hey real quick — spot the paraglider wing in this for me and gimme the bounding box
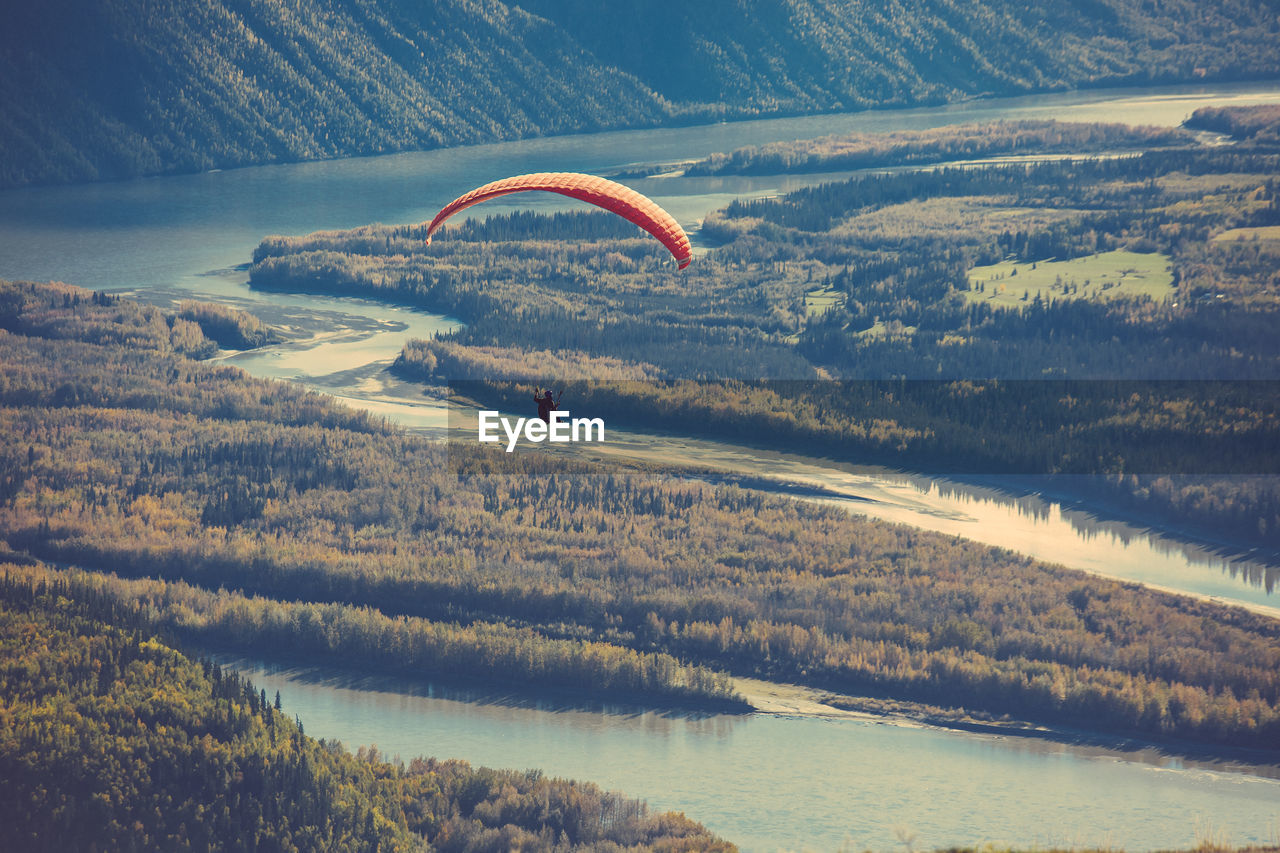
[424,173,693,269]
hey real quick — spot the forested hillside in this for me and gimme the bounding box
[0,0,666,188]
[0,572,733,852]
[4,0,1280,188]
[519,0,1280,110]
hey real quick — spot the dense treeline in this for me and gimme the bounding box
[402,338,662,383]
[717,148,1280,234]
[0,282,214,359]
[0,573,734,851]
[6,0,1280,187]
[716,148,1280,384]
[683,120,1190,177]
[406,367,1280,478]
[179,300,284,350]
[7,562,745,709]
[1039,473,1280,552]
[4,281,1280,750]
[0,281,738,708]
[520,0,1280,111]
[1187,105,1280,142]
[0,0,667,188]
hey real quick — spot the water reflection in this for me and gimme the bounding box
[214,653,742,728]
[575,426,1280,614]
[915,476,1280,595]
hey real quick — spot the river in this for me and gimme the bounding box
[3,81,1280,850]
[219,655,1280,853]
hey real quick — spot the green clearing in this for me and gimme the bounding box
[857,319,918,339]
[1213,225,1280,243]
[965,249,1174,309]
[804,284,845,317]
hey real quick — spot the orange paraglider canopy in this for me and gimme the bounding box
[424,173,693,269]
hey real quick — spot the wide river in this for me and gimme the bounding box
[4,82,1280,850]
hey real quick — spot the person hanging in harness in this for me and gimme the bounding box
[534,387,562,423]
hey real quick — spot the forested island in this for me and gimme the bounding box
[2,280,1279,760]
[5,0,1280,187]
[249,116,1280,549]
[666,120,1192,177]
[1186,104,1280,142]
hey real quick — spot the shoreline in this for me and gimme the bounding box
[193,643,753,718]
[12,79,1280,193]
[410,380,1280,582]
[732,676,1280,777]
[371,392,1280,622]
[534,417,1280,621]
[30,548,1278,772]
[211,646,1280,777]
[695,463,1280,621]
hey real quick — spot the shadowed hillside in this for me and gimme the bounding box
[4,0,1280,188]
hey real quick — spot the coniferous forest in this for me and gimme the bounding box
[0,571,732,852]
[5,0,1280,187]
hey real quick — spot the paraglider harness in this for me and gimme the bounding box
[534,388,563,423]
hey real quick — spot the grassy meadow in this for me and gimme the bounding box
[965,249,1175,308]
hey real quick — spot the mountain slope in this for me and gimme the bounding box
[0,0,668,187]
[3,0,1279,188]
[518,0,1280,110]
